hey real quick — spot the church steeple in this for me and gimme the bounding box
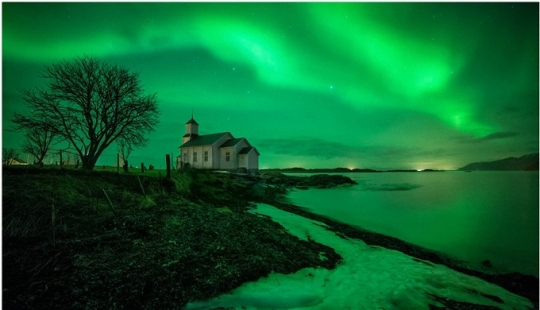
[182,111,199,144]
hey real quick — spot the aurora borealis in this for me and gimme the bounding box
[2,2,538,170]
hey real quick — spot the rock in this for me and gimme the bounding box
[257,172,357,190]
[481,260,493,268]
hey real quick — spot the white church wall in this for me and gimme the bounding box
[247,149,259,171]
[238,154,247,168]
[200,146,213,169]
[219,146,237,170]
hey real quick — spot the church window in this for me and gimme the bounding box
[184,153,188,163]
[204,151,208,161]
[226,152,230,162]
[193,152,198,162]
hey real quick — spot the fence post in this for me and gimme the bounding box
[59,150,63,169]
[166,154,171,179]
[141,163,145,173]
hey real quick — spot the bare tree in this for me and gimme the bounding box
[21,127,56,165]
[3,148,20,165]
[117,135,146,172]
[12,56,159,170]
[118,135,147,161]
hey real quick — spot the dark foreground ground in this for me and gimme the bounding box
[2,167,538,309]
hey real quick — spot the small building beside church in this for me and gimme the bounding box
[178,115,260,173]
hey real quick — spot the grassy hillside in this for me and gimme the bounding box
[2,167,340,309]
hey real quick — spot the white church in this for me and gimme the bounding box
[178,115,260,173]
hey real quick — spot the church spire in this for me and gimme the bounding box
[183,110,199,143]
[186,110,198,125]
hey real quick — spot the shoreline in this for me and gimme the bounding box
[3,167,538,309]
[253,171,538,308]
[188,202,535,310]
[256,190,539,308]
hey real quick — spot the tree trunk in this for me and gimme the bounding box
[36,155,45,165]
[81,155,98,170]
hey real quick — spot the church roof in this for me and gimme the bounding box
[180,132,230,148]
[219,138,244,148]
[186,117,199,125]
[238,146,260,155]
[182,133,199,138]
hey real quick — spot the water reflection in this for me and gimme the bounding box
[287,171,539,276]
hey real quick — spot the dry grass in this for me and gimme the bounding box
[2,167,341,309]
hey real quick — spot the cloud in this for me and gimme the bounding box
[257,138,360,159]
[482,132,518,140]
[256,138,454,160]
[459,131,518,144]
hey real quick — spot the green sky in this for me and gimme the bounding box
[2,2,538,169]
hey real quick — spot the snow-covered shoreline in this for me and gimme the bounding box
[186,203,533,310]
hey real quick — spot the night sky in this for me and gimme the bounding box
[2,2,538,170]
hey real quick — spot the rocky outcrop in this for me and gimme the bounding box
[259,172,358,189]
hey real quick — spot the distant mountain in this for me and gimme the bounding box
[458,153,539,171]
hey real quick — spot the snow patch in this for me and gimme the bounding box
[185,203,532,310]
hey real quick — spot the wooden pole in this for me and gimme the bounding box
[59,150,63,169]
[138,176,146,196]
[166,154,171,179]
[141,162,144,173]
[102,188,117,216]
[159,172,164,195]
[117,153,120,174]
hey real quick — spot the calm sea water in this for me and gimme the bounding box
[286,171,539,276]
